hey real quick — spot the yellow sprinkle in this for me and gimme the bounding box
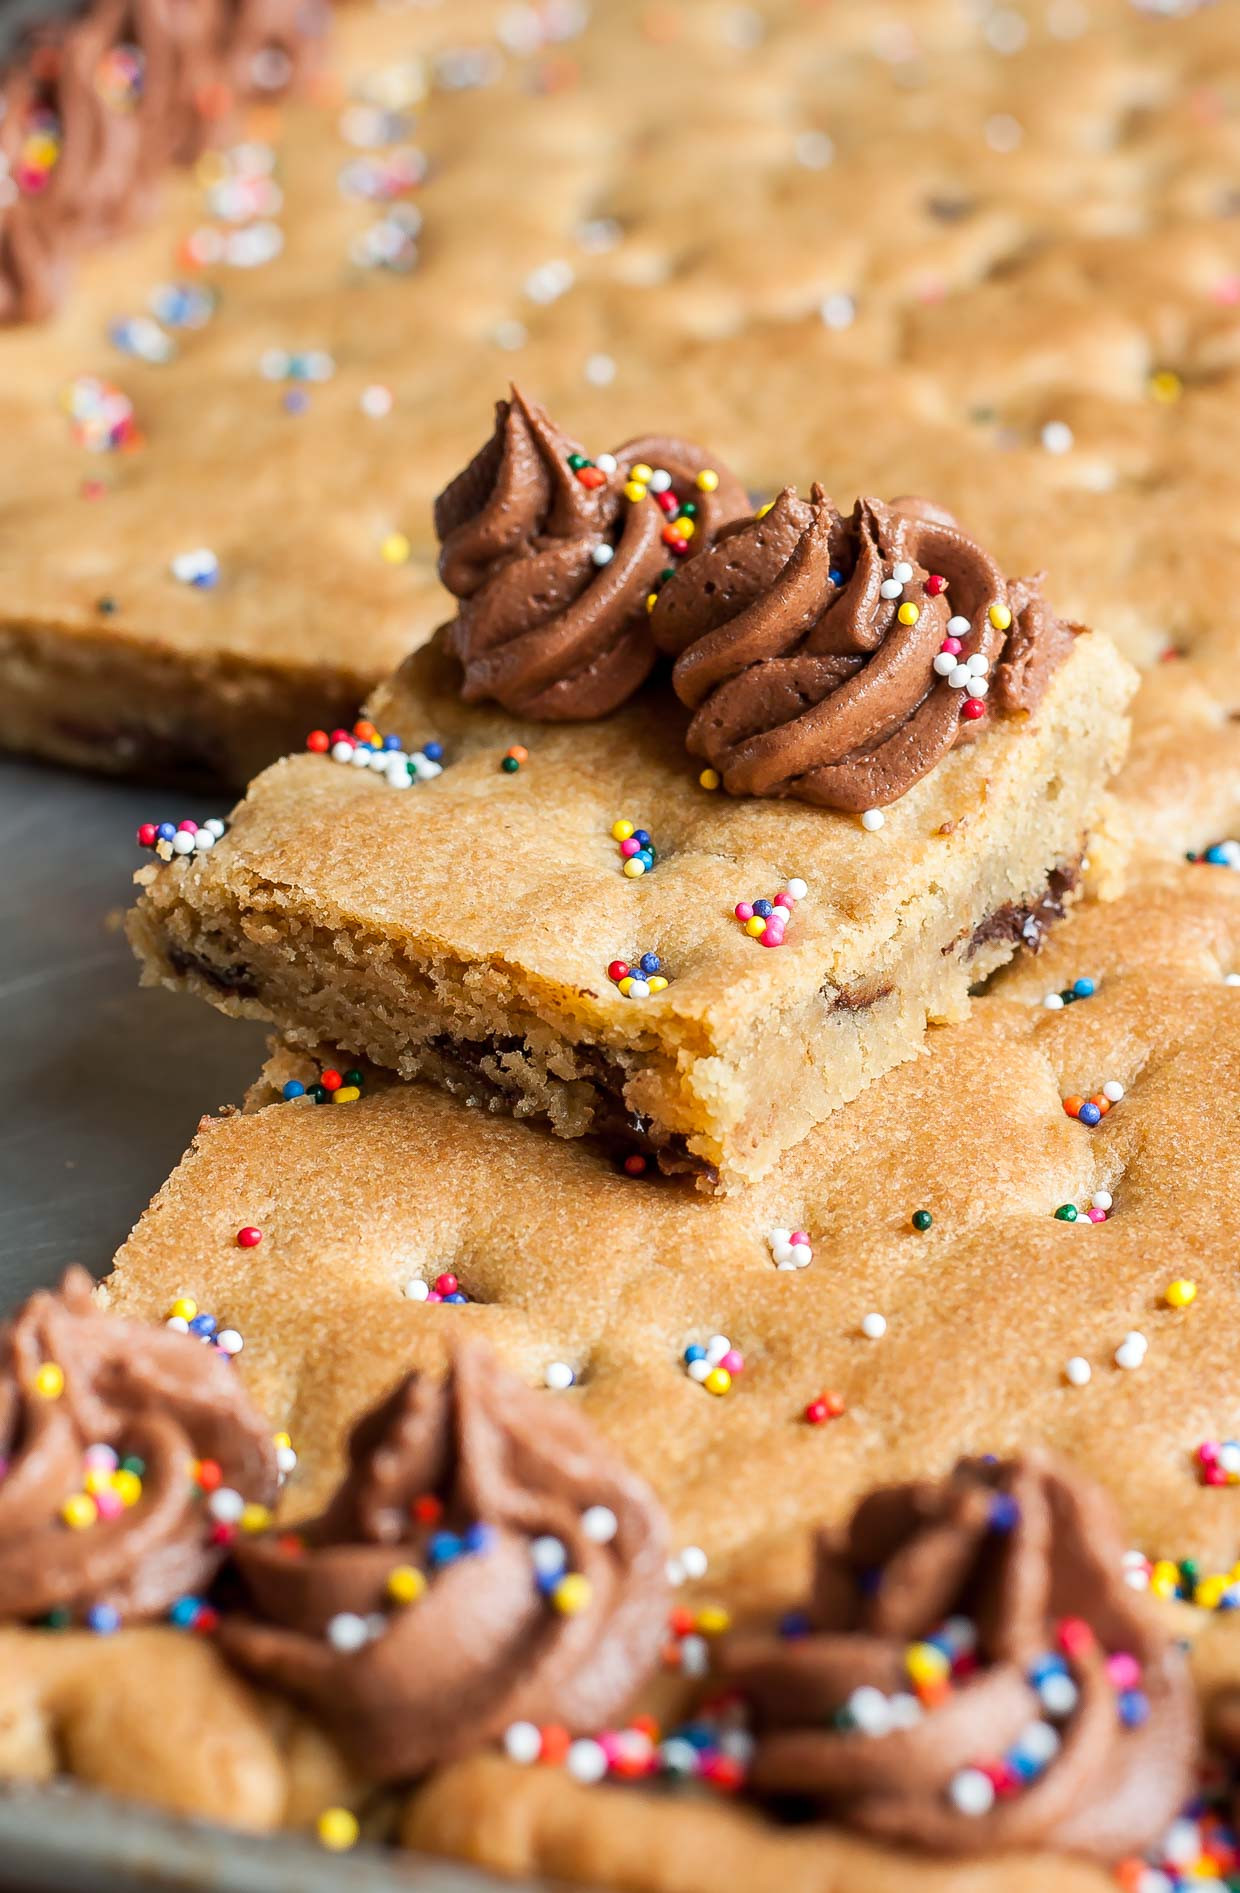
[673,516,696,540]
[553,1572,594,1616]
[630,462,653,484]
[194,151,226,188]
[1196,1574,1227,1610]
[387,1564,427,1605]
[61,1493,98,1531]
[169,1297,198,1321]
[744,916,766,938]
[698,767,720,791]
[34,1363,64,1400]
[617,976,635,995]
[273,1432,292,1452]
[988,602,1012,632]
[332,1085,361,1103]
[622,858,646,878]
[695,1605,730,1635]
[84,1468,113,1496]
[645,592,658,613]
[696,468,719,492]
[906,1641,950,1684]
[624,480,648,504]
[1164,1278,1197,1308]
[897,601,920,625]
[380,532,410,565]
[317,1808,360,1853]
[704,1367,731,1396]
[1149,369,1182,404]
[647,975,668,992]
[612,820,634,841]
[756,500,773,518]
[112,1469,142,1507]
[240,1503,273,1534]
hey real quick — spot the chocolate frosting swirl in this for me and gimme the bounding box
[651,488,1076,810]
[435,387,750,719]
[0,0,325,324]
[220,1339,670,1781]
[723,1452,1196,1861]
[0,1267,278,1622]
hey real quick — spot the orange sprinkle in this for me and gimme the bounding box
[1062,1096,1083,1118]
[539,1725,570,1765]
[506,745,529,764]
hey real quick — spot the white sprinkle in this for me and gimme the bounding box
[591,543,615,566]
[326,1611,370,1652]
[985,113,1023,153]
[986,9,1029,54]
[171,831,196,855]
[625,978,650,999]
[259,348,289,380]
[847,1685,893,1737]
[594,451,618,476]
[1016,1720,1060,1766]
[1115,1332,1147,1370]
[215,1328,244,1355]
[1065,1356,1092,1387]
[705,1335,731,1365]
[564,1733,609,1779]
[360,383,393,417]
[966,677,989,699]
[946,614,970,636]
[648,468,672,493]
[933,651,957,677]
[504,1721,542,1765]
[1043,992,1065,1009]
[861,1312,887,1340]
[531,1536,567,1578]
[524,258,574,304]
[171,547,219,586]
[403,1279,430,1302]
[1039,1672,1079,1718]
[949,1767,996,1816]
[276,1444,297,1475]
[861,809,885,831]
[820,291,856,331]
[879,577,903,599]
[1102,1080,1125,1102]
[786,878,808,900]
[575,216,621,253]
[794,129,834,169]
[966,653,990,675]
[1226,972,1240,986]
[1041,420,1074,454]
[582,1505,618,1544]
[165,1315,189,1334]
[544,1361,575,1391]
[193,829,216,853]
[679,1545,708,1582]
[584,352,616,387]
[892,561,914,585]
[207,1487,245,1523]
[204,818,226,838]
[1091,1190,1113,1211]
[947,664,971,689]
[686,1358,711,1383]
[492,319,528,351]
[678,1634,710,1677]
[789,1242,812,1268]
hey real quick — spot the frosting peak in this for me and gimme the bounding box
[0,1267,278,1624]
[651,489,1077,810]
[723,1452,1196,1861]
[436,387,750,720]
[221,1339,670,1781]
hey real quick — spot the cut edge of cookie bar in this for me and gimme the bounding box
[127,628,1135,1192]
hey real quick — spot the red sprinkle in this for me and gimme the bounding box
[236,1226,263,1248]
[411,1494,443,1525]
[576,467,606,489]
[320,1069,343,1092]
[1058,1616,1096,1658]
[926,573,948,595]
[434,1273,458,1297]
[961,698,986,721]
[608,960,629,982]
[623,1154,648,1176]
[136,823,157,847]
[305,729,330,753]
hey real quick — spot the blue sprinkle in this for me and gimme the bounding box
[1027,1652,1068,1685]
[779,1610,812,1639]
[1077,1101,1102,1126]
[684,1344,706,1364]
[639,952,661,975]
[156,822,177,842]
[424,741,444,762]
[828,568,843,585]
[428,1531,462,1566]
[463,1522,494,1555]
[444,1291,467,1304]
[753,899,773,918]
[1118,1689,1149,1728]
[168,1596,201,1629]
[188,1313,217,1337]
[679,1724,716,1751]
[636,851,654,869]
[1072,978,1096,997]
[1205,845,1229,865]
[87,1604,121,1635]
[858,1566,882,1597]
[283,388,310,414]
[282,1080,305,1100]
[988,1493,1021,1533]
[1007,1749,1042,1781]
[633,829,651,847]
[382,733,403,750]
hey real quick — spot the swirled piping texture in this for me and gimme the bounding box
[220,1338,670,1780]
[722,1451,1197,1861]
[651,486,1076,809]
[435,386,751,719]
[0,1267,278,1622]
[0,0,328,323]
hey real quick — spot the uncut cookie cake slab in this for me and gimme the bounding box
[92,857,1240,1889]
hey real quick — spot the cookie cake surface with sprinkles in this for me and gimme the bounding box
[2,2,1240,1893]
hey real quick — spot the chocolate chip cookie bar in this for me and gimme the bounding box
[128,568,1134,1191]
